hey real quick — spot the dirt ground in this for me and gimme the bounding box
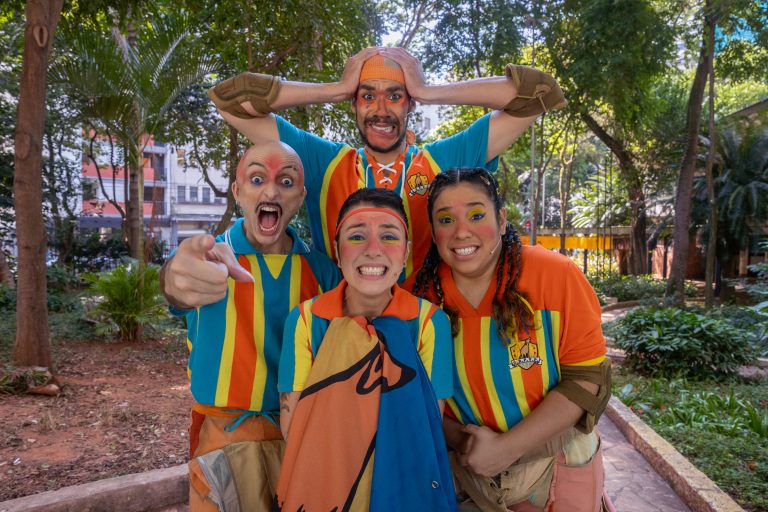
[0,336,192,501]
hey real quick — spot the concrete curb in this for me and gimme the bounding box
[0,464,187,512]
[606,396,745,512]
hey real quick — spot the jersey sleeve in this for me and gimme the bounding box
[417,303,455,400]
[422,113,499,173]
[278,302,315,392]
[557,260,607,366]
[275,115,350,194]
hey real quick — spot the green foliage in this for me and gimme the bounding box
[0,284,14,311]
[588,274,667,303]
[84,260,167,342]
[612,370,768,510]
[615,307,755,379]
[693,124,768,264]
[0,365,50,394]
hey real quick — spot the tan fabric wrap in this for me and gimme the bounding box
[503,64,567,118]
[451,430,599,510]
[552,359,612,434]
[207,72,281,119]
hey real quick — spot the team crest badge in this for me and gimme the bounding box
[508,337,543,370]
[407,173,429,197]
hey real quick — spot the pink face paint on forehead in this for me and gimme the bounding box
[337,207,409,238]
[236,149,304,187]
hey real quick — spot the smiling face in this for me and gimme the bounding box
[232,141,306,254]
[352,79,412,156]
[431,182,506,282]
[335,205,410,302]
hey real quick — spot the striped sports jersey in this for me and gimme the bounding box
[178,220,340,412]
[278,281,455,400]
[276,114,498,280]
[435,246,606,432]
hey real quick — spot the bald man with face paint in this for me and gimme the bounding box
[161,141,340,512]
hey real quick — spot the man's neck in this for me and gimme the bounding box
[245,229,293,255]
[365,140,407,164]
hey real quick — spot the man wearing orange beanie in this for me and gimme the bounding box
[209,47,565,282]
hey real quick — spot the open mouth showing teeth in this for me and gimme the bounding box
[453,247,478,256]
[257,204,281,234]
[358,265,387,277]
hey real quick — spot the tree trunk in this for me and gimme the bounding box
[666,9,711,303]
[127,142,144,261]
[0,249,14,289]
[13,0,64,368]
[704,12,718,308]
[581,112,646,274]
[559,143,575,255]
[214,126,240,235]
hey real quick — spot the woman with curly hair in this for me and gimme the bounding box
[412,168,613,512]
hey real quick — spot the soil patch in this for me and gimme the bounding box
[0,337,192,501]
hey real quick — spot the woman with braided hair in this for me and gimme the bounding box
[412,168,614,512]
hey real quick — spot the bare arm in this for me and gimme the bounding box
[458,380,598,476]
[218,47,380,144]
[279,391,301,440]
[379,47,541,162]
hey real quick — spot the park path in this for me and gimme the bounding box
[600,304,692,511]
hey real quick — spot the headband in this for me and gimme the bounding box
[336,207,409,238]
[359,55,405,85]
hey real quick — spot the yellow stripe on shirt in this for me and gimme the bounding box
[215,278,238,406]
[247,254,267,411]
[480,317,509,431]
[455,321,483,425]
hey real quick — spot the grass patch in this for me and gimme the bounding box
[613,368,768,510]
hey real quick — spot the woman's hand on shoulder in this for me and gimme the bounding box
[457,423,518,477]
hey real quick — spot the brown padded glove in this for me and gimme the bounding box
[207,72,281,119]
[504,65,567,117]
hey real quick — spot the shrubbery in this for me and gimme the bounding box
[587,274,695,304]
[84,259,167,342]
[615,307,756,379]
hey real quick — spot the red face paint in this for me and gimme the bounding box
[232,144,306,253]
[337,209,409,302]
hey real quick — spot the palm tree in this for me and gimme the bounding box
[52,9,217,262]
[695,124,768,275]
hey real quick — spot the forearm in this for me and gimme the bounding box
[271,80,351,110]
[413,77,516,110]
[279,391,300,440]
[497,381,598,462]
[443,416,467,451]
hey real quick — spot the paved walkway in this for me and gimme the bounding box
[601,415,690,511]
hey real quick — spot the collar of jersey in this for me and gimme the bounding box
[311,279,420,321]
[226,218,309,256]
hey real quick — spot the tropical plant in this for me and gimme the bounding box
[84,259,167,342]
[702,126,768,271]
[52,8,218,262]
[615,307,755,379]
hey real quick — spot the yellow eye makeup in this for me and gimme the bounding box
[467,207,486,220]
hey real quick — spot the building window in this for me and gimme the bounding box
[202,187,211,203]
[214,195,224,204]
[177,185,186,202]
[82,180,98,200]
[189,186,198,202]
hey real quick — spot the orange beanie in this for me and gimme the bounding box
[359,55,405,84]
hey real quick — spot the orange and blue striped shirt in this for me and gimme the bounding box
[278,281,455,400]
[435,246,606,432]
[276,114,497,280]
[178,220,340,413]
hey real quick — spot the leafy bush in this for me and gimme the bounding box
[698,304,768,358]
[615,307,756,379]
[0,284,14,311]
[587,274,696,304]
[84,259,167,342]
